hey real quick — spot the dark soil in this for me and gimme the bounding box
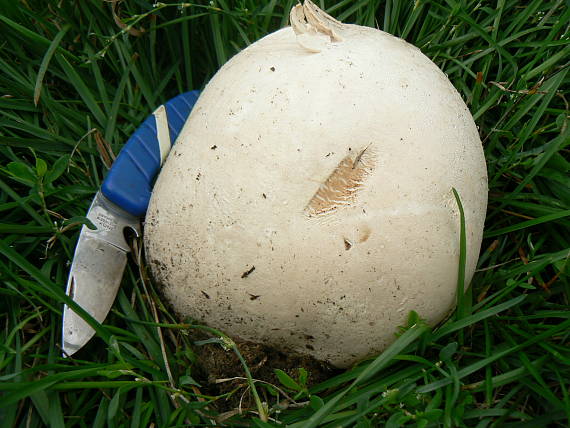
[191,330,339,414]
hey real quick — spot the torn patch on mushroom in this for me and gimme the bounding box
[305,145,376,218]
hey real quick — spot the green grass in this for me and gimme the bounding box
[1,0,569,426]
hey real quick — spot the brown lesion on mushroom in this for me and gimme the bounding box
[358,225,372,243]
[305,145,376,218]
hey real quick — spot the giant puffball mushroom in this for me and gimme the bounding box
[145,0,488,368]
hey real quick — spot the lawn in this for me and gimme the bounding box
[0,0,569,426]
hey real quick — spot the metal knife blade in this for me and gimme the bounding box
[62,91,200,357]
[62,191,139,356]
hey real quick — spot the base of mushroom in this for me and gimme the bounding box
[190,328,339,414]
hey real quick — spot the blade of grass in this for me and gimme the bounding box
[56,56,106,128]
[452,188,467,338]
[484,209,570,238]
[289,323,429,428]
[34,25,70,106]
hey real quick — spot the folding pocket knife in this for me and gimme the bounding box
[62,91,200,356]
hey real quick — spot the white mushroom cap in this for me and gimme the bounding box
[145,1,487,368]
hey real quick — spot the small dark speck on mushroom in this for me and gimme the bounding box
[262,193,267,199]
[201,290,210,299]
[344,238,353,251]
[270,66,275,72]
[211,145,217,150]
[241,266,256,278]
[248,293,260,301]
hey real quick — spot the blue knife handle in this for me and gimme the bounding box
[101,91,200,217]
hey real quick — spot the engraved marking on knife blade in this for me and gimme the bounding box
[94,211,117,232]
[154,105,172,166]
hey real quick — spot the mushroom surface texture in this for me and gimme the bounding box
[145,0,488,368]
